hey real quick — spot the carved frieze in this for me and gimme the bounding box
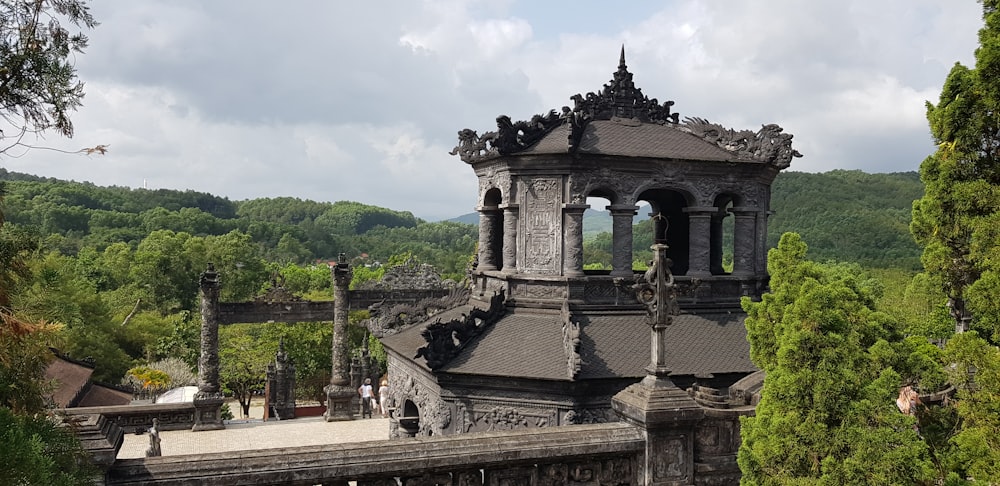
[519,177,562,274]
[511,281,565,300]
[563,407,615,425]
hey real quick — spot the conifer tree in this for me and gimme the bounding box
[738,233,933,484]
[911,0,1000,342]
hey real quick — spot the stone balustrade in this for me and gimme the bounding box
[106,422,645,486]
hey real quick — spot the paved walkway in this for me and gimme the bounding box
[118,416,391,459]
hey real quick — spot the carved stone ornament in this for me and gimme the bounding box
[450,110,564,163]
[414,290,507,370]
[367,287,471,337]
[678,116,802,169]
[561,301,582,380]
[255,275,301,303]
[357,256,453,291]
[569,47,680,126]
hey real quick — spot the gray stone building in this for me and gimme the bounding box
[380,49,799,438]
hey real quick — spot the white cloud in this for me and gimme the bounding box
[2,0,986,220]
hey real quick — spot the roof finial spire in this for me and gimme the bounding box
[619,45,626,69]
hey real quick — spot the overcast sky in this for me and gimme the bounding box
[3,0,984,221]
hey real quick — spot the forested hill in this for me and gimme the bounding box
[0,168,477,276]
[0,168,923,271]
[768,170,923,269]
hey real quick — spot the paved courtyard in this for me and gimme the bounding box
[118,416,391,459]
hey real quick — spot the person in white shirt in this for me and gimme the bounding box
[358,378,374,418]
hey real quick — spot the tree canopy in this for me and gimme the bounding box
[0,0,97,154]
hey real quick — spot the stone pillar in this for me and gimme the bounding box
[609,204,638,277]
[562,203,589,277]
[193,264,225,431]
[729,207,758,278]
[709,211,728,275]
[325,254,356,421]
[477,206,501,272]
[683,207,715,278]
[613,243,704,485]
[500,204,519,273]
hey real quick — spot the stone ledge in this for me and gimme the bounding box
[107,422,643,485]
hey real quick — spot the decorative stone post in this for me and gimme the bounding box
[609,204,638,277]
[477,206,501,272]
[500,203,519,273]
[729,207,758,278]
[683,207,715,278]
[325,254,356,421]
[266,338,296,420]
[613,243,703,485]
[193,264,225,431]
[563,203,588,277]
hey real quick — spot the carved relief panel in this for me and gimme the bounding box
[517,177,563,275]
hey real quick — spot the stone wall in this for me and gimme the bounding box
[106,422,644,486]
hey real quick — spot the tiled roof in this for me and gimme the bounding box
[381,305,476,371]
[524,121,735,162]
[383,306,757,381]
[77,383,133,407]
[44,356,94,408]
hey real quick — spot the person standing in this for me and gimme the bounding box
[358,378,374,418]
[378,379,390,418]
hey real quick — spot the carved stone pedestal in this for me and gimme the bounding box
[612,376,704,486]
[324,384,356,422]
[191,392,226,431]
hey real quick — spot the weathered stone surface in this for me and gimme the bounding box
[106,423,644,486]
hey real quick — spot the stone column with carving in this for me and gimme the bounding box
[683,207,715,278]
[729,207,758,278]
[709,211,728,275]
[609,204,638,277]
[613,243,704,485]
[325,254,356,421]
[562,204,588,277]
[477,206,500,272]
[501,203,519,273]
[193,264,225,431]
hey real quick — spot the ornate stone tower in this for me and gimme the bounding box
[380,49,799,437]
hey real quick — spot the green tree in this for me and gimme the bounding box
[944,331,1000,482]
[0,407,96,486]
[218,324,271,417]
[738,233,933,484]
[0,0,98,154]
[911,0,1000,342]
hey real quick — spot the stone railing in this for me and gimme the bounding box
[60,402,197,433]
[106,422,645,486]
[74,402,748,485]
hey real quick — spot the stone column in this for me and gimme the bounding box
[709,211,728,275]
[476,206,501,272]
[500,204,519,273]
[193,264,225,431]
[729,207,758,278]
[613,243,704,485]
[562,203,589,277]
[325,254,356,421]
[683,207,715,278]
[609,204,638,277]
